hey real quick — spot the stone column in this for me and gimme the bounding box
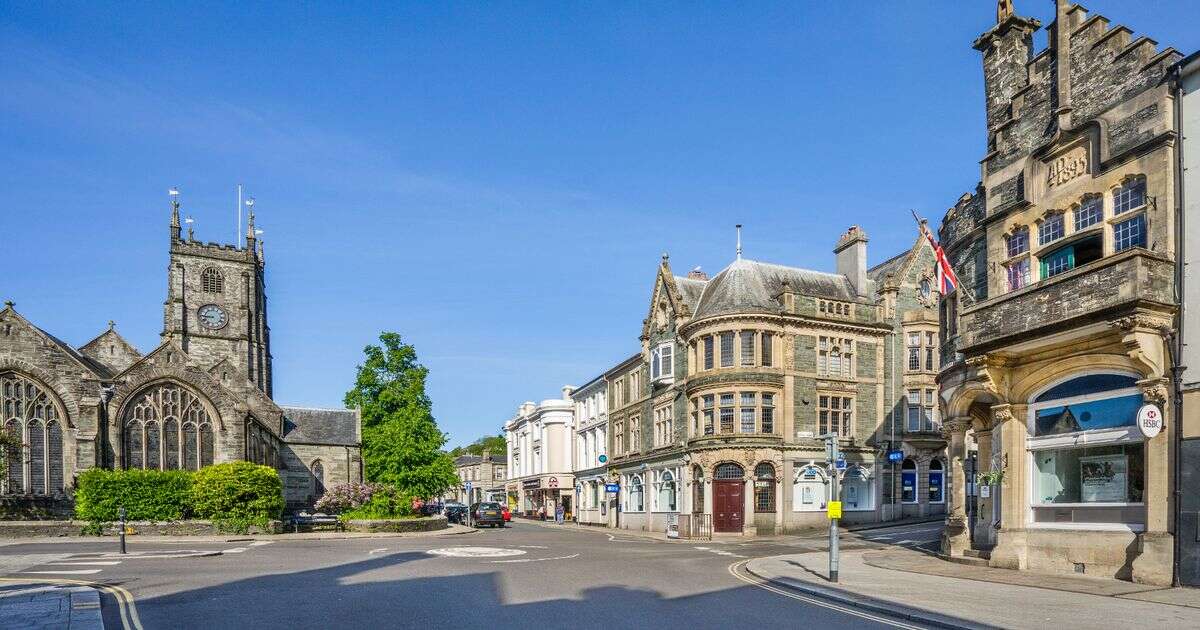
[1133,378,1174,585]
[941,416,971,556]
[989,403,1028,570]
[744,476,755,535]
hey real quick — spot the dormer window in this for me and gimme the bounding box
[201,267,224,294]
[650,343,674,381]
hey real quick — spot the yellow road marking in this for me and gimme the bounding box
[726,560,924,629]
[0,576,143,630]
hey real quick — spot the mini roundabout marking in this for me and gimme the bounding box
[426,547,528,558]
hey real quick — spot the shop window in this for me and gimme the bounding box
[1029,373,1146,529]
[842,466,874,511]
[627,474,644,512]
[754,463,776,513]
[928,459,945,503]
[793,465,828,512]
[901,458,917,503]
[656,470,677,512]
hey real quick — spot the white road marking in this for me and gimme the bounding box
[249,541,273,547]
[488,553,580,564]
[427,547,527,558]
[223,547,248,554]
[368,548,388,555]
[517,545,549,549]
[693,546,710,550]
[22,570,104,575]
[48,561,122,566]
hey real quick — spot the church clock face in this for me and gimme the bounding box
[197,304,228,330]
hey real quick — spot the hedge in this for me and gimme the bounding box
[191,461,284,522]
[74,462,284,525]
[75,468,194,521]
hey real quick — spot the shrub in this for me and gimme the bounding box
[190,461,284,523]
[75,468,193,522]
[313,482,383,514]
[341,485,416,520]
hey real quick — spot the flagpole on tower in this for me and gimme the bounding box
[237,184,244,246]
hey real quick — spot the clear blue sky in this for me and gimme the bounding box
[2,2,1196,449]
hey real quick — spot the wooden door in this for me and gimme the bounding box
[714,479,744,533]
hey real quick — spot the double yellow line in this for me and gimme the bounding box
[0,576,143,630]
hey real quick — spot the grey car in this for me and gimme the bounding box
[470,502,505,527]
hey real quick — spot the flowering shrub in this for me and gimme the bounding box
[341,485,416,520]
[313,482,384,514]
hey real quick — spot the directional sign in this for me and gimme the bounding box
[605,483,620,493]
[887,450,904,463]
[598,454,608,464]
[835,458,847,471]
[827,501,842,519]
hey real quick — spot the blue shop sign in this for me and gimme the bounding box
[605,483,620,493]
[887,450,904,463]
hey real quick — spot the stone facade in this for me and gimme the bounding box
[448,453,506,504]
[605,228,943,536]
[571,374,610,526]
[1176,51,1200,586]
[938,1,1181,585]
[504,390,575,518]
[0,194,361,513]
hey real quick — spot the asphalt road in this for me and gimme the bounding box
[0,520,944,630]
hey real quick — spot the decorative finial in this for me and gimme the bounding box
[662,252,669,263]
[245,197,256,243]
[997,0,1014,23]
[169,187,182,239]
[108,320,115,331]
[3,300,13,309]
[185,215,195,241]
[735,224,743,260]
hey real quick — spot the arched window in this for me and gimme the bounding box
[715,462,744,480]
[123,382,216,471]
[201,267,224,294]
[692,465,705,514]
[901,458,918,504]
[928,459,945,504]
[1029,372,1145,528]
[842,465,875,511]
[2,373,67,495]
[754,463,776,513]
[793,465,828,512]
[656,470,677,512]
[312,460,325,498]
[627,474,644,512]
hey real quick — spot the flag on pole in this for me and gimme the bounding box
[913,211,959,295]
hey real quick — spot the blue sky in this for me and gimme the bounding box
[2,1,1196,449]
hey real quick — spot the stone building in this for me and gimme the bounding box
[937,1,1182,585]
[504,389,575,518]
[607,226,942,536]
[571,374,610,526]
[449,452,506,504]
[0,193,362,511]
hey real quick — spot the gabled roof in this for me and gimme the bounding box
[79,326,142,375]
[280,406,360,446]
[454,455,482,466]
[692,258,862,320]
[0,304,112,379]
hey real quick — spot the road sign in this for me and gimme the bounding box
[887,450,904,463]
[598,454,608,464]
[1137,403,1164,438]
[605,483,619,493]
[835,458,847,471]
[827,501,842,519]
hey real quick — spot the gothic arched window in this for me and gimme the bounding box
[201,267,224,294]
[312,460,325,498]
[200,424,214,467]
[1,372,68,495]
[123,382,216,471]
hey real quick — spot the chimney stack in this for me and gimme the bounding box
[561,385,576,401]
[834,226,869,297]
[687,266,708,281]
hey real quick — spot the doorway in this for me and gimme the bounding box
[713,463,745,533]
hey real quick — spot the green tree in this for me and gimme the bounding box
[344,332,458,499]
[449,434,507,458]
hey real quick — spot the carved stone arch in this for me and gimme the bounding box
[943,380,1000,419]
[0,358,79,427]
[1008,354,1144,404]
[112,368,230,431]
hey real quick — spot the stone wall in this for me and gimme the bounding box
[281,443,362,507]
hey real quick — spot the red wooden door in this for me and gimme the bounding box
[714,479,744,533]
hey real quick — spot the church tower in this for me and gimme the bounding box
[162,191,273,396]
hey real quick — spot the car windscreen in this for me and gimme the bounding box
[479,503,500,510]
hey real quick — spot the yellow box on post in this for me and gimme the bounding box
[827,501,842,519]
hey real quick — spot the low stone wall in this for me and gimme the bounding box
[0,519,284,538]
[344,515,447,533]
[0,495,74,521]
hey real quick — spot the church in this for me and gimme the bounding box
[0,193,362,512]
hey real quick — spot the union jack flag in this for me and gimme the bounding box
[920,220,959,295]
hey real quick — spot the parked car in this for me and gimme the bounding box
[501,505,511,522]
[471,502,505,528]
[443,502,467,524]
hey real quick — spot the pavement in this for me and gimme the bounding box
[0,582,103,630]
[746,545,1200,630]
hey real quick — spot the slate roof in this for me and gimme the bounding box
[280,406,360,446]
[33,325,114,379]
[674,276,708,312]
[692,258,864,319]
[867,251,909,284]
[454,455,483,466]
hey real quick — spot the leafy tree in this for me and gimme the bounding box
[344,332,458,499]
[449,434,507,458]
